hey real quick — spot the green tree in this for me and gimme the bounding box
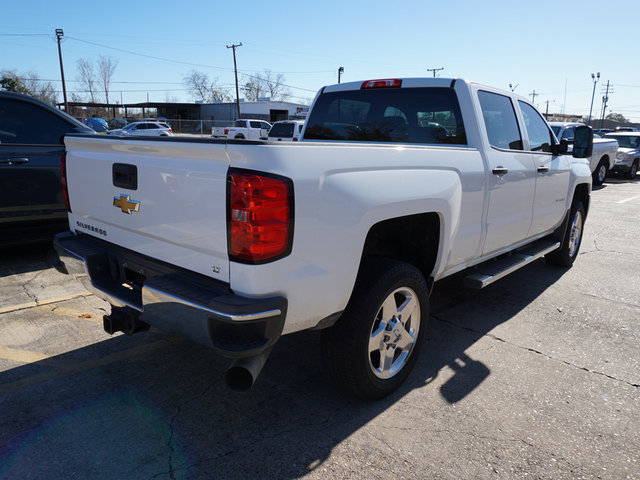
[606,112,629,123]
[0,70,58,104]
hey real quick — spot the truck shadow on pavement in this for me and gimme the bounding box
[0,257,567,480]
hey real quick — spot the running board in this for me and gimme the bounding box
[464,241,561,289]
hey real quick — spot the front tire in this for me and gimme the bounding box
[545,199,585,267]
[321,258,428,400]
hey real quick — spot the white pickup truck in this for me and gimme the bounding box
[54,78,593,399]
[212,119,271,140]
[549,121,618,186]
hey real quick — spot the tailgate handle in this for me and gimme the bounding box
[113,163,138,190]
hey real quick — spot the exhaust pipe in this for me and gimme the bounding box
[225,347,273,392]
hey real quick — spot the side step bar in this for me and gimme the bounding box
[464,240,560,289]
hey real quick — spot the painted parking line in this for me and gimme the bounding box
[0,345,53,364]
[616,195,640,204]
[0,337,184,396]
[0,291,93,315]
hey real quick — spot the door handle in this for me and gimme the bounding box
[492,167,509,176]
[0,158,29,165]
[537,166,550,174]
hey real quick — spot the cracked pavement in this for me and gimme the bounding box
[0,176,639,479]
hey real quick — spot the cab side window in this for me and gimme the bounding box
[518,101,553,152]
[478,91,523,150]
[0,98,72,145]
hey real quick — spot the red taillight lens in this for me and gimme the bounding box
[61,152,71,212]
[224,128,229,135]
[228,169,293,263]
[361,79,402,89]
[292,137,298,142]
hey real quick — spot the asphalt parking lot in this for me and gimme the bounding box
[1,175,639,480]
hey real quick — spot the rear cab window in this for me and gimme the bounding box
[269,123,295,138]
[303,87,467,145]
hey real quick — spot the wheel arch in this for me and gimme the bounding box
[359,212,441,290]
[573,182,590,217]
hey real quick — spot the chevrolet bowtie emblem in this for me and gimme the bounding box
[113,194,140,214]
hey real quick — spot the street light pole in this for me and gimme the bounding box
[227,43,242,120]
[588,72,600,126]
[338,66,344,84]
[55,29,68,112]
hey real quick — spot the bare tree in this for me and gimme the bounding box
[98,56,118,105]
[243,77,267,101]
[243,70,291,101]
[0,70,58,104]
[262,70,291,101]
[183,70,230,102]
[76,58,98,103]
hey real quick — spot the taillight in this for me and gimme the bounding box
[228,169,293,264]
[361,79,402,89]
[224,128,229,135]
[292,137,298,142]
[61,152,71,212]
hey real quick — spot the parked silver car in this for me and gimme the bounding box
[108,121,172,136]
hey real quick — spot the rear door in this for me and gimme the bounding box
[476,90,536,255]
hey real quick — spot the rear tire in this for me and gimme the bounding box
[592,159,608,186]
[321,258,428,400]
[234,134,245,139]
[545,199,585,267]
[627,160,638,179]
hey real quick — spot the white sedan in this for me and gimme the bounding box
[108,121,173,136]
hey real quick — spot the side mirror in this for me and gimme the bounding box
[572,125,593,158]
[551,139,569,155]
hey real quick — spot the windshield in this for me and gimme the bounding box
[606,135,640,149]
[269,123,295,138]
[303,87,467,145]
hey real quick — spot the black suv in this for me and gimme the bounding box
[0,92,94,245]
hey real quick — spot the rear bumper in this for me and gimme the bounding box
[53,232,286,358]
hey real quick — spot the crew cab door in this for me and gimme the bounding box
[517,101,570,236]
[0,96,80,229]
[477,90,536,255]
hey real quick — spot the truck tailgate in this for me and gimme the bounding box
[64,136,230,282]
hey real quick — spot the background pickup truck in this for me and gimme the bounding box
[212,119,272,140]
[549,121,618,186]
[54,78,593,399]
[0,91,94,245]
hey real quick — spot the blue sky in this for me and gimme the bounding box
[3,0,640,121]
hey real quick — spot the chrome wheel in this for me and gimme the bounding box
[368,287,420,379]
[568,210,583,258]
[597,164,607,183]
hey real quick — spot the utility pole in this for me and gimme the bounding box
[55,29,68,112]
[588,72,600,126]
[599,80,612,130]
[427,67,444,78]
[529,90,537,104]
[227,43,242,120]
[338,66,344,84]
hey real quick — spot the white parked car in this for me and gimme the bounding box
[267,120,305,142]
[108,121,173,136]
